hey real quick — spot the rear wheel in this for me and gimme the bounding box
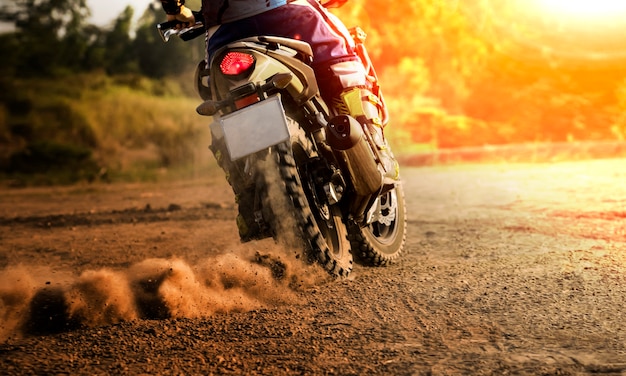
[263,119,352,277]
[349,182,407,266]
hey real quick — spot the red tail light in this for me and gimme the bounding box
[220,52,256,77]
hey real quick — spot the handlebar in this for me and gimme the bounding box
[157,13,205,42]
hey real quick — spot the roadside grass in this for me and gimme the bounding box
[0,74,218,186]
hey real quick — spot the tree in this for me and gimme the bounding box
[0,0,91,76]
[134,1,205,79]
[104,6,139,74]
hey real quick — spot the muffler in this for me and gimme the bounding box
[325,115,383,197]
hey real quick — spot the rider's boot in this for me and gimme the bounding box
[331,87,399,182]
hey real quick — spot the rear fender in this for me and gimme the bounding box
[210,38,319,105]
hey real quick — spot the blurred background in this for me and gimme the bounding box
[0,0,625,185]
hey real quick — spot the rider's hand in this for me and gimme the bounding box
[166,5,195,28]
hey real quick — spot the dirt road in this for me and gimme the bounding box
[1,158,626,375]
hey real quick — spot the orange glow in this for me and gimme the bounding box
[482,0,626,61]
[333,0,626,151]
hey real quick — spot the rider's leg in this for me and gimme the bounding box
[298,0,399,181]
[320,60,399,181]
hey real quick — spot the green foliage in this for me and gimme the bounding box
[0,74,212,185]
[7,140,100,185]
[104,6,139,74]
[0,0,204,78]
[0,0,212,185]
[0,0,91,76]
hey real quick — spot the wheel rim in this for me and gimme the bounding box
[302,168,344,257]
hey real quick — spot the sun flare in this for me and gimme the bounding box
[532,0,626,20]
[489,0,626,60]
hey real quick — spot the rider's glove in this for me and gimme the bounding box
[166,5,195,28]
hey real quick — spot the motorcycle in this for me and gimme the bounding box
[157,6,406,277]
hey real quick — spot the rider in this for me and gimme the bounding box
[159,0,398,181]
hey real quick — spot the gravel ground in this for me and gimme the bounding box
[1,158,626,375]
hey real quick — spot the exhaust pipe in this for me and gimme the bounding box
[326,115,383,197]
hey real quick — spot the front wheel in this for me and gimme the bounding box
[348,183,407,266]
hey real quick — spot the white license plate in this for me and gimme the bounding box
[215,95,290,161]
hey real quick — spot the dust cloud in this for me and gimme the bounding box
[0,139,333,342]
[0,245,328,342]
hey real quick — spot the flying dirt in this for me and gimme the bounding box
[1,158,626,375]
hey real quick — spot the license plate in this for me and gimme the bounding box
[214,95,290,160]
